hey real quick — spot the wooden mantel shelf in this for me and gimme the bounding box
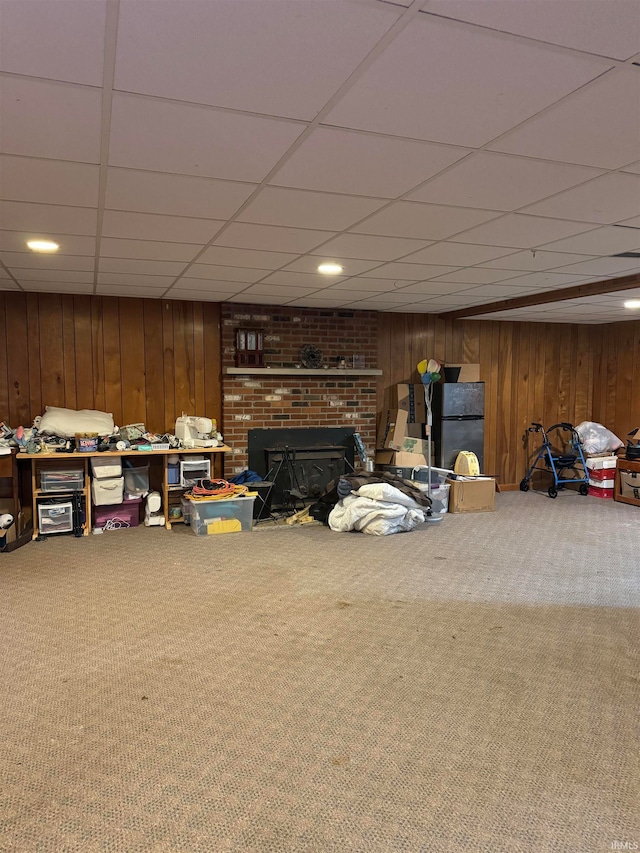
[224,367,382,376]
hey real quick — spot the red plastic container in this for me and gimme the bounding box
[587,486,613,500]
[588,466,617,481]
[93,497,142,529]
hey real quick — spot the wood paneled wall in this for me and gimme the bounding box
[0,293,222,434]
[592,320,640,443]
[377,314,598,486]
[2,292,637,487]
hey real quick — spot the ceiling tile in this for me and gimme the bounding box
[237,187,386,231]
[382,282,466,298]
[489,69,640,168]
[182,265,271,283]
[213,223,332,254]
[197,246,297,270]
[0,0,107,85]
[431,267,526,284]
[0,76,102,163]
[115,0,400,120]
[259,271,347,288]
[105,168,256,220]
[407,152,603,211]
[1,251,94,271]
[457,283,547,300]
[0,156,100,208]
[99,258,188,276]
[8,268,93,283]
[352,201,500,240]
[282,256,380,276]
[327,278,409,293]
[226,293,289,306]
[324,15,608,146]
[548,257,640,277]
[486,271,593,289]
[109,93,304,182]
[170,279,246,294]
[0,201,97,236]
[97,273,176,287]
[622,162,640,174]
[0,280,21,291]
[164,288,234,302]
[239,284,320,297]
[450,214,595,248]
[425,0,640,59]
[478,250,596,271]
[0,232,96,256]
[521,173,640,224]
[19,281,94,294]
[400,242,514,265]
[101,210,221,244]
[271,127,470,198]
[619,215,640,229]
[363,262,455,280]
[538,225,640,255]
[309,233,431,261]
[96,285,168,298]
[100,238,203,262]
[317,288,383,301]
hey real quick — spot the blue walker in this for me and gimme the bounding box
[520,422,589,499]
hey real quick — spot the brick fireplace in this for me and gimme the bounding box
[221,303,379,474]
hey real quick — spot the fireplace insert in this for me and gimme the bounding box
[248,427,355,510]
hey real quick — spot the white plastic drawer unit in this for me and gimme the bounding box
[38,501,74,535]
[180,459,211,487]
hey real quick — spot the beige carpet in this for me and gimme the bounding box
[0,492,638,853]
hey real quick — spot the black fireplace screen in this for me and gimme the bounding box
[248,427,355,509]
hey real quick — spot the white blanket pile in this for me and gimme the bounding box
[328,482,426,536]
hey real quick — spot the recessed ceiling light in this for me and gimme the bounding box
[624,300,640,309]
[317,262,343,275]
[27,239,60,253]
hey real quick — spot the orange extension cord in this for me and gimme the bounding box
[187,479,249,500]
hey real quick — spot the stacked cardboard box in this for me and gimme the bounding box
[375,384,433,474]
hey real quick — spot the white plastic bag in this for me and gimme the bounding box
[575,421,623,455]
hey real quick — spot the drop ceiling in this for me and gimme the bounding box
[1,0,639,323]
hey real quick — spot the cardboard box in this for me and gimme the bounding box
[618,469,640,500]
[394,384,427,422]
[443,363,480,383]
[377,409,425,450]
[374,449,432,468]
[446,477,495,513]
[395,435,431,455]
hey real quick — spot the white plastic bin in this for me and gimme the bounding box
[180,458,210,487]
[38,500,74,534]
[91,476,124,506]
[429,483,450,514]
[91,457,122,479]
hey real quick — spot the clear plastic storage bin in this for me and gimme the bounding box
[123,464,150,495]
[40,470,84,492]
[188,496,255,535]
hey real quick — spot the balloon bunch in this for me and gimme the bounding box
[416,358,442,385]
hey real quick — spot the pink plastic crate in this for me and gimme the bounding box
[94,497,142,529]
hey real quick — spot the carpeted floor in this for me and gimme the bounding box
[0,491,638,853]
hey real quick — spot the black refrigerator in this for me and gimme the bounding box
[431,382,485,471]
